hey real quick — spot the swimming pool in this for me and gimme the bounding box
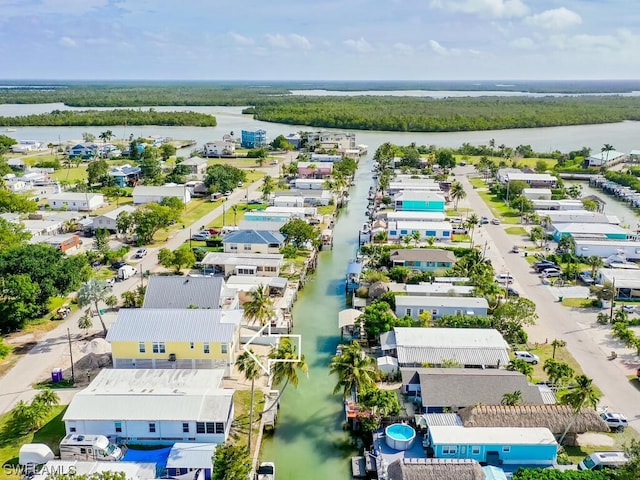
[385,423,416,451]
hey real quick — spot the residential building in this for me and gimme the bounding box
[240,129,267,149]
[394,191,446,212]
[142,275,237,310]
[42,234,82,253]
[48,193,104,211]
[306,131,356,151]
[107,165,141,187]
[384,211,447,222]
[238,219,287,231]
[395,296,488,320]
[11,140,45,154]
[587,150,627,167]
[132,185,191,205]
[389,248,456,272]
[504,172,557,188]
[426,426,558,466]
[381,327,510,368]
[522,188,552,200]
[310,153,342,163]
[386,458,484,480]
[63,369,234,444]
[222,229,286,254]
[538,210,617,226]
[166,443,216,480]
[68,143,98,160]
[106,308,243,374]
[387,221,452,241]
[203,141,236,157]
[552,222,628,241]
[597,268,640,299]
[575,239,640,261]
[404,283,475,297]
[200,252,284,278]
[296,162,333,179]
[181,157,209,175]
[388,178,441,195]
[294,178,327,190]
[401,368,549,413]
[284,133,302,149]
[244,211,293,223]
[92,205,136,232]
[272,194,305,208]
[97,144,122,158]
[530,199,585,211]
[31,461,156,480]
[7,158,26,170]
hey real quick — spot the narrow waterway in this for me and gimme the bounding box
[260,154,374,479]
[567,181,640,229]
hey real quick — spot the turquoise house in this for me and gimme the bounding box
[394,191,445,212]
[552,223,628,242]
[427,426,557,467]
[244,211,291,223]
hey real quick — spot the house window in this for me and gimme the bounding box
[400,230,408,235]
[442,446,457,455]
[390,230,397,236]
[206,422,215,434]
[215,422,225,434]
[243,244,252,251]
[203,343,210,354]
[229,244,238,251]
[182,423,189,433]
[190,342,194,350]
[69,426,76,433]
[221,344,228,354]
[80,448,87,454]
[115,422,122,433]
[431,309,438,316]
[502,446,511,453]
[418,309,425,315]
[472,446,480,455]
[405,308,412,316]
[443,231,450,237]
[196,422,205,434]
[149,423,156,433]
[455,309,463,316]
[152,342,165,354]
[138,342,146,353]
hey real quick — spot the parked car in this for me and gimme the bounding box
[491,218,501,225]
[578,271,595,285]
[621,305,636,313]
[480,216,489,224]
[511,245,520,254]
[534,261,558,273]
[207,228,221,235]
[514,351,540,364]
[111,260,127,270]
[191,231,211,241]
[601,412,628,432]
[506,287,520,297]
[134,249,147,258]
[541,268,562,278]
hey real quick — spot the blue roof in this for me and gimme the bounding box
[346,261,363,274]
[222,229,285,245]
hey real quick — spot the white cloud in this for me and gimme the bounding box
[526,7,582,30]
[58,36,77,47]
[42,0,109,15]
[343,37,373,53]
[430,0,529,19]
[394,42,413,55]
[551,33,619,52]
[229,32,254,46]
[429,39,449,55]
[265,33,311,50]
[510,37,535,49]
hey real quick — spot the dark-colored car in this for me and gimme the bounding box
[506,287,520,297]
[111,260,127,270]
[533,261,558,273]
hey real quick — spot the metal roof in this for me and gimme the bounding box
[142,276,223,309]
[553,223,627,235]
[200,252,284,267]
[167,443,217,469]
[396,296,488,309]
[338,308,363,328]
[394,190,445,202]
[405,284,474,296]
[96,205,136,221]
[428,426,557,446]
[390,248,456,263]
[222,229,285,245]
[105,309,241,343]
[132,185,186,197]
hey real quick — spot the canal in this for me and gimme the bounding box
[260,154,374,479]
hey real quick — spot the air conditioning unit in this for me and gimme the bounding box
[168,353,176,362]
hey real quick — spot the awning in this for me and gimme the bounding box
[338,308,362,329]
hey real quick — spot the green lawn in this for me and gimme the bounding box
[468,177,487,189]
[0,406,67,479]
[445,208,471,216]
[561,298,595,308]
[476,189,521,224]
[230,389,265,457]
[523,343,588,385]
[563,428,640,464]
[457,155,557,170]
[318,205,337,216]
[504,226,527,235]
[50,166,88,184]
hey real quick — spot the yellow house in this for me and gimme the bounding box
[106,309,243,377]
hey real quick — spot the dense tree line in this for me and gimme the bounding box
[0,109,217,127]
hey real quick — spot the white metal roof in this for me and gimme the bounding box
[553,223,627,235]
[201,252,284,267]
[390,221,452,231]
[386,211,446,221]
[396,296,488,309]
[167,443,217,469]
[32,461,157,480]
[132,185,186,196]
[96,205,136,221]
[429,426,557,446]
[405,284,475,296]
[394,190,445,202]
[105,309,241,343]
[49,192,103,201]
[599,268,640,288]
[504,173,556,182]
[82,368,225,394]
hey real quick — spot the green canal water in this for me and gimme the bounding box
[260,155,374,479]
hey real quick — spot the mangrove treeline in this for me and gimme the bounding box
[0,109,217,127]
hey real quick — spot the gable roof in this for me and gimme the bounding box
[395,296,488,309]
[105,309,241,343]
[222,229,285,245]
[96,205,136,221]
[390,248,456,264]
[132,185,186,197]
[387,458,485,480]
[394,190,445,202]
[181,156,208,166]
[142,276,223,309]
[401,368,545,407]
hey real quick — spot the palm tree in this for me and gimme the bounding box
[236,349,261,453]
[242,285,275,326]
[501,390,522,406]
[506,359,533,379]
[466,213,479,247]
[77,278,111,336]
[33,388,60,408]
[551,339,566,359]
[261,338,308,414]
[559,374,601,444]
[261,175,275,201]
[449,182,466,210]
[601,144,614,166]
[411,230,421,246]
[99,130,114,144]
[543,358,574,386]
[329,342,377,401]
[586,255,604,278]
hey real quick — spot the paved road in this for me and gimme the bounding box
[0,163,277,416]
[456,166,640,432]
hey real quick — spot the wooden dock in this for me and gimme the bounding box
[262,390,280,430]
[351,457,366,478]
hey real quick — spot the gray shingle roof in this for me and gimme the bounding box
[142,276,223,309]
[222,229,285,245]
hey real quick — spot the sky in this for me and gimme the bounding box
[2,0,640,81]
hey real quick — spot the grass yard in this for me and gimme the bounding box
[456,155,558,170]
[445,208,471,216]
[562,298,596,308]
[563,428,640,465]
[50,165,88,184]
[476,189,521,224]
[153,198,222,242]
[0,406,67,479]
[230,389,265,457]
[318,205,337,216]
[522,343,588,385]
[92,197,134,216]
[504,226,528,235]
[468,177,487,189]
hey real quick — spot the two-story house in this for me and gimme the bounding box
[241,129,267,149]
[203,141,236,157]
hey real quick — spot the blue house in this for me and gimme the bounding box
[552,222,628,241]
[427,426,557,466]
[108,165,141,187]
[68,143,97,160]
[394,191,446,212]
[389,249,456,272]
[241,129,267,149]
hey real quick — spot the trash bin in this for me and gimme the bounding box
[524,252,528,257]
[558,296,564,302]
[51,368,63,383]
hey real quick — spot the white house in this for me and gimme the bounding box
[203,141,236,157]
[200,252,284,278]
[294,178,326,190]
[310,153,342,163]
[181,157,209,175]
[587,150,627,167]
[48,193,104,212]
[132,185,191,205]
[387,221,453,241]
[575,239,640,261]
[272,194,305,208]
[503,172,557,188]
[522,188,552,200]
[537,210,617,226]
[63,369,234,444]
[92,205,137,232]
[530,199,585,211]
[384,211,447,223]
[395,296,489,319]
[404,283,475,297]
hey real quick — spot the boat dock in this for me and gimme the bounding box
[263,390,280,430]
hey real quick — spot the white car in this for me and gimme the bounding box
[514,351,540,364]
[601,412,628,432]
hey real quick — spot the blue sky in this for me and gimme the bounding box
[2,0,639,80]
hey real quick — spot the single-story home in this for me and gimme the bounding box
[394,191,446,212]
[244,211,293,223]
[63,369,234,444]
[142,275,235,310]
[309,153,342,163]
[426,426,558,466]
[132,185,191,205]
[200,252,284,278]
[552,222,628,241]
[502,172,557,188]
[389,248,456,272]
[388,179,441,195]
[597,268,640,299]
[264,206,317,218]
[530,199,584,211]
[387,458,485,480]
[271,194,305,208]
[181,156,209,175]
[401,368,549,413]
[166,443,217,480]
[48,193,104,212]
[575,239,640,261]
[522,188,551,200]
[92,205,136,232]
[587,150,627,167]
[395,296,488,320]
[222,229,286,254]
[294,178,326,190]
[404,283,474,297]
[296,162,333,179]
[42,234,82,253]
[537,210,617,226]
[387,221,452,241]
[381,327,510,368]
[384,211,447,222]
[7,158,26,170]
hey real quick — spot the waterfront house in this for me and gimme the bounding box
[48,192,104,212]
[222,229,286,254]
[132,185,191,205]
[92,205,136,232]
[384,211,447,222]
[401,368,548,413]
[294,178,326,190]
[587,150,627,167]
[538,210,617,226]
[575,239,640,261]
[241,129,267,149]
[501,172,557,188]
[142,275,238,310]
[307,131,356,151]
[387,458,485,480]
[551,222,628,241]
[244,211,293,223]
[310,153,342,163]
[181,156,209,175]
[68,143,97,160]
[426,426,558,466]
[394,191,446,212]
[199,252,284,278]
[296,161,333,179]
[404,283,474,297]
[203,141,236,157]
[107,165,141,187]
[381,327,510,368]
[278,188,333,207]
[264,206,317,218]
[388,178,442,195]
[166,443,217,480]
[271,194,305,208]
[63,369,234,444]
[530,199,584,211]
[106,308,243,374]
[522,188,551,200]
[387,221,452,241]
[395,296,488,319]
[389,248,456,272]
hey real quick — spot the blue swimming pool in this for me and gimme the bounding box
[385,423,416,451]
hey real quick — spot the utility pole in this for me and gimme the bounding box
[610,277,616,323]
[67,328,75,383]
[140,263,144,289]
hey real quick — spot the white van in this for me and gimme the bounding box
[59,434,123,462]
[495,273,514,284]
[578,451,629,470]
[117,264,137,280]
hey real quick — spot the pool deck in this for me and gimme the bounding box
[371,428,428,474]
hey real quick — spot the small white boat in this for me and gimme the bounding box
[256,462,275,480]
[5,128,16,132]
